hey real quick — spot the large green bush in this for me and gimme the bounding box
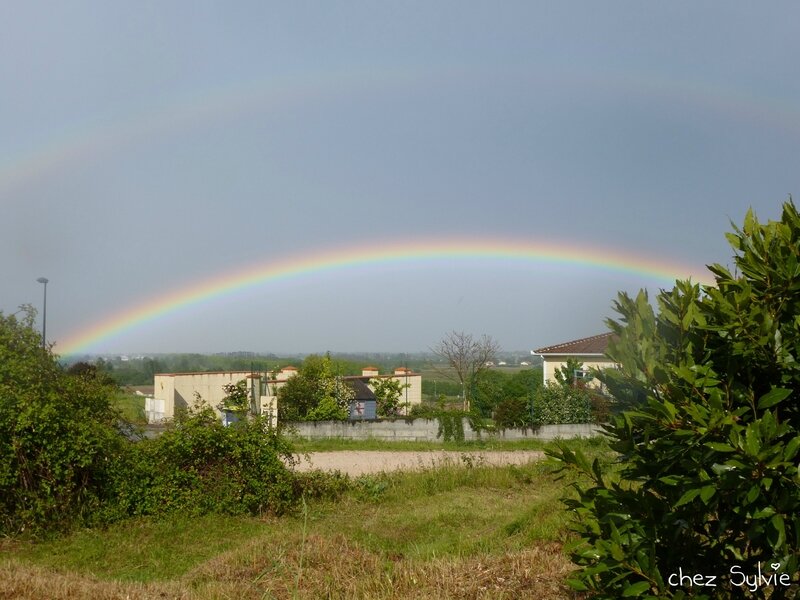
[1,309,305,535]
[108,408,297,520]
[553,202,800,598]
[0,308,124,535]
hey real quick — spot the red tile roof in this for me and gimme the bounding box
[535,332,615,355]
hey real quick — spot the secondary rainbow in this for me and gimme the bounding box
[4,66,798,200]
[57,238,713,355]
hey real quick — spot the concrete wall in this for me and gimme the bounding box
[288,418,602,442]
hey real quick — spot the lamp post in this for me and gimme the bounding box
[37,277,48,349]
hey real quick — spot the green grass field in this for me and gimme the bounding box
[111,390,147,424]
[1,438,609,599]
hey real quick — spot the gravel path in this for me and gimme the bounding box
[291,450,544,476]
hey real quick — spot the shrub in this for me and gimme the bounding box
[0,307,125,536]
[493,396,531,428]
[108,407,297,519]
[532,382,591,425]
[551,201,800,598]
[305,395,348,421]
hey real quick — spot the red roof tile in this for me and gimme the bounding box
[535,332,615,355]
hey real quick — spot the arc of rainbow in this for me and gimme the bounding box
[4,65,799,200]
[57,238,713,355]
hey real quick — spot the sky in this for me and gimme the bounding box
[2,2,799,355]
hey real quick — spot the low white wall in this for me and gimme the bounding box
[287,419,602,442]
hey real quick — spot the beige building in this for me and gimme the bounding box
[149,365,421,425]
[149,370,278,426]
[533,333,618,387]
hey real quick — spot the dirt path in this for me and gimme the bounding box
[291,450,545,476]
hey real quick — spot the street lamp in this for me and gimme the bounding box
[36,277,48,349]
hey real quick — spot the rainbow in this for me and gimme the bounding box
[4,66,798,199]
[57,238,713,355]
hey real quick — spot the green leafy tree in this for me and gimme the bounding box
[218,379,250,417]
[471,369,507,417]
[277,354,353,422]
[493,396,530,428]
[554,357,587,387]
[370,377,409,417]
[552,201,800,598]
[0,306,123,535]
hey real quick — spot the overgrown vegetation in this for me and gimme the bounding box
[107,408,298,521]
[552,201,800,598]
[370,376,410,417]
[0,312,338,536]
[0,307,125,535]
[2,439,611,599]
[277,354,353,422]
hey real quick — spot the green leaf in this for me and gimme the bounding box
[752,506,775,519]
[757,387,791,409]
[711,463,734,475]
[784,436,800,460]
[769,514,786,549]
[700,485,716,504]
[744,427,761,457]
[705,442,735,452]
[622,581,652,596]
[675,488,702,507]
[566,578,589,591]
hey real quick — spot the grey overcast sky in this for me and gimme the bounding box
[2,2,798,355]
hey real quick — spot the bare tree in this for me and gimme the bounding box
[431,331,500,411]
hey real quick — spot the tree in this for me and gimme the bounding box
[552,201,800,597]
[370,377,409,417]
[554,357,586,387]
[431,331,500,411]
[277,354,354,422]
[218,379,250,417]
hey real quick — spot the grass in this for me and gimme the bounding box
[1,438,610,599]
[111,390,147,424]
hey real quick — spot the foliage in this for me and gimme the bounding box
[218,379,250,416]
[277,354,354,422]
[436,410,466,442]
[0,307,124,536]
[494,396,531,428]
[110,389,147,424]
[471,369,507,417]
[305,395,348,421]
[551,201,800,598]
[1,309,308,535]
[407,402,442,419]
[108,406,297,520]
[472,367,543,419]
[370,376,409,417]
[431,331,500,411]
[533,382,592,426]
[554,357,587,387]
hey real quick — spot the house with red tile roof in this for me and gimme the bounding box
[533,332,617,386]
